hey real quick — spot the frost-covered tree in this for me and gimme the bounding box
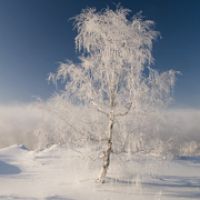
[49,7,177,183]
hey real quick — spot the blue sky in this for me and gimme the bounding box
[0,0,199,107]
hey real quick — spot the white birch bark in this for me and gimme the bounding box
[97,111,114,182]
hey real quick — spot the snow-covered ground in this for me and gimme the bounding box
[0,144,200,200]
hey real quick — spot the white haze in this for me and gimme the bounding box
[0,101,200,157]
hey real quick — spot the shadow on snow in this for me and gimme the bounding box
[106,175,200,199]
[46,196,75,200]
[0,160,21,175]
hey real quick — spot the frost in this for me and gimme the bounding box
[48,7,178,181]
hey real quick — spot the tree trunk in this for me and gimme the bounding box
[97,112,114,183]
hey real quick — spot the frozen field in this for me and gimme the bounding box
[0,144,200,200]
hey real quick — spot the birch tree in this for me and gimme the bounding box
[49,7,177,183]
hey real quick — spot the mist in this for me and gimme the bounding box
[0,101,200,156]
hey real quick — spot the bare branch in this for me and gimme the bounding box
[91,100,109,117]
[115,102,133,117]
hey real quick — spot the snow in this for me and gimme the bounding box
[0,145,200,200]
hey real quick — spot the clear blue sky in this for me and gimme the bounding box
[0,0,199,107]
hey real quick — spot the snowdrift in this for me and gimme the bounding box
[0,144,200,199]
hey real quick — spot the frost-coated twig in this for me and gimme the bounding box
[48,6,178,182]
